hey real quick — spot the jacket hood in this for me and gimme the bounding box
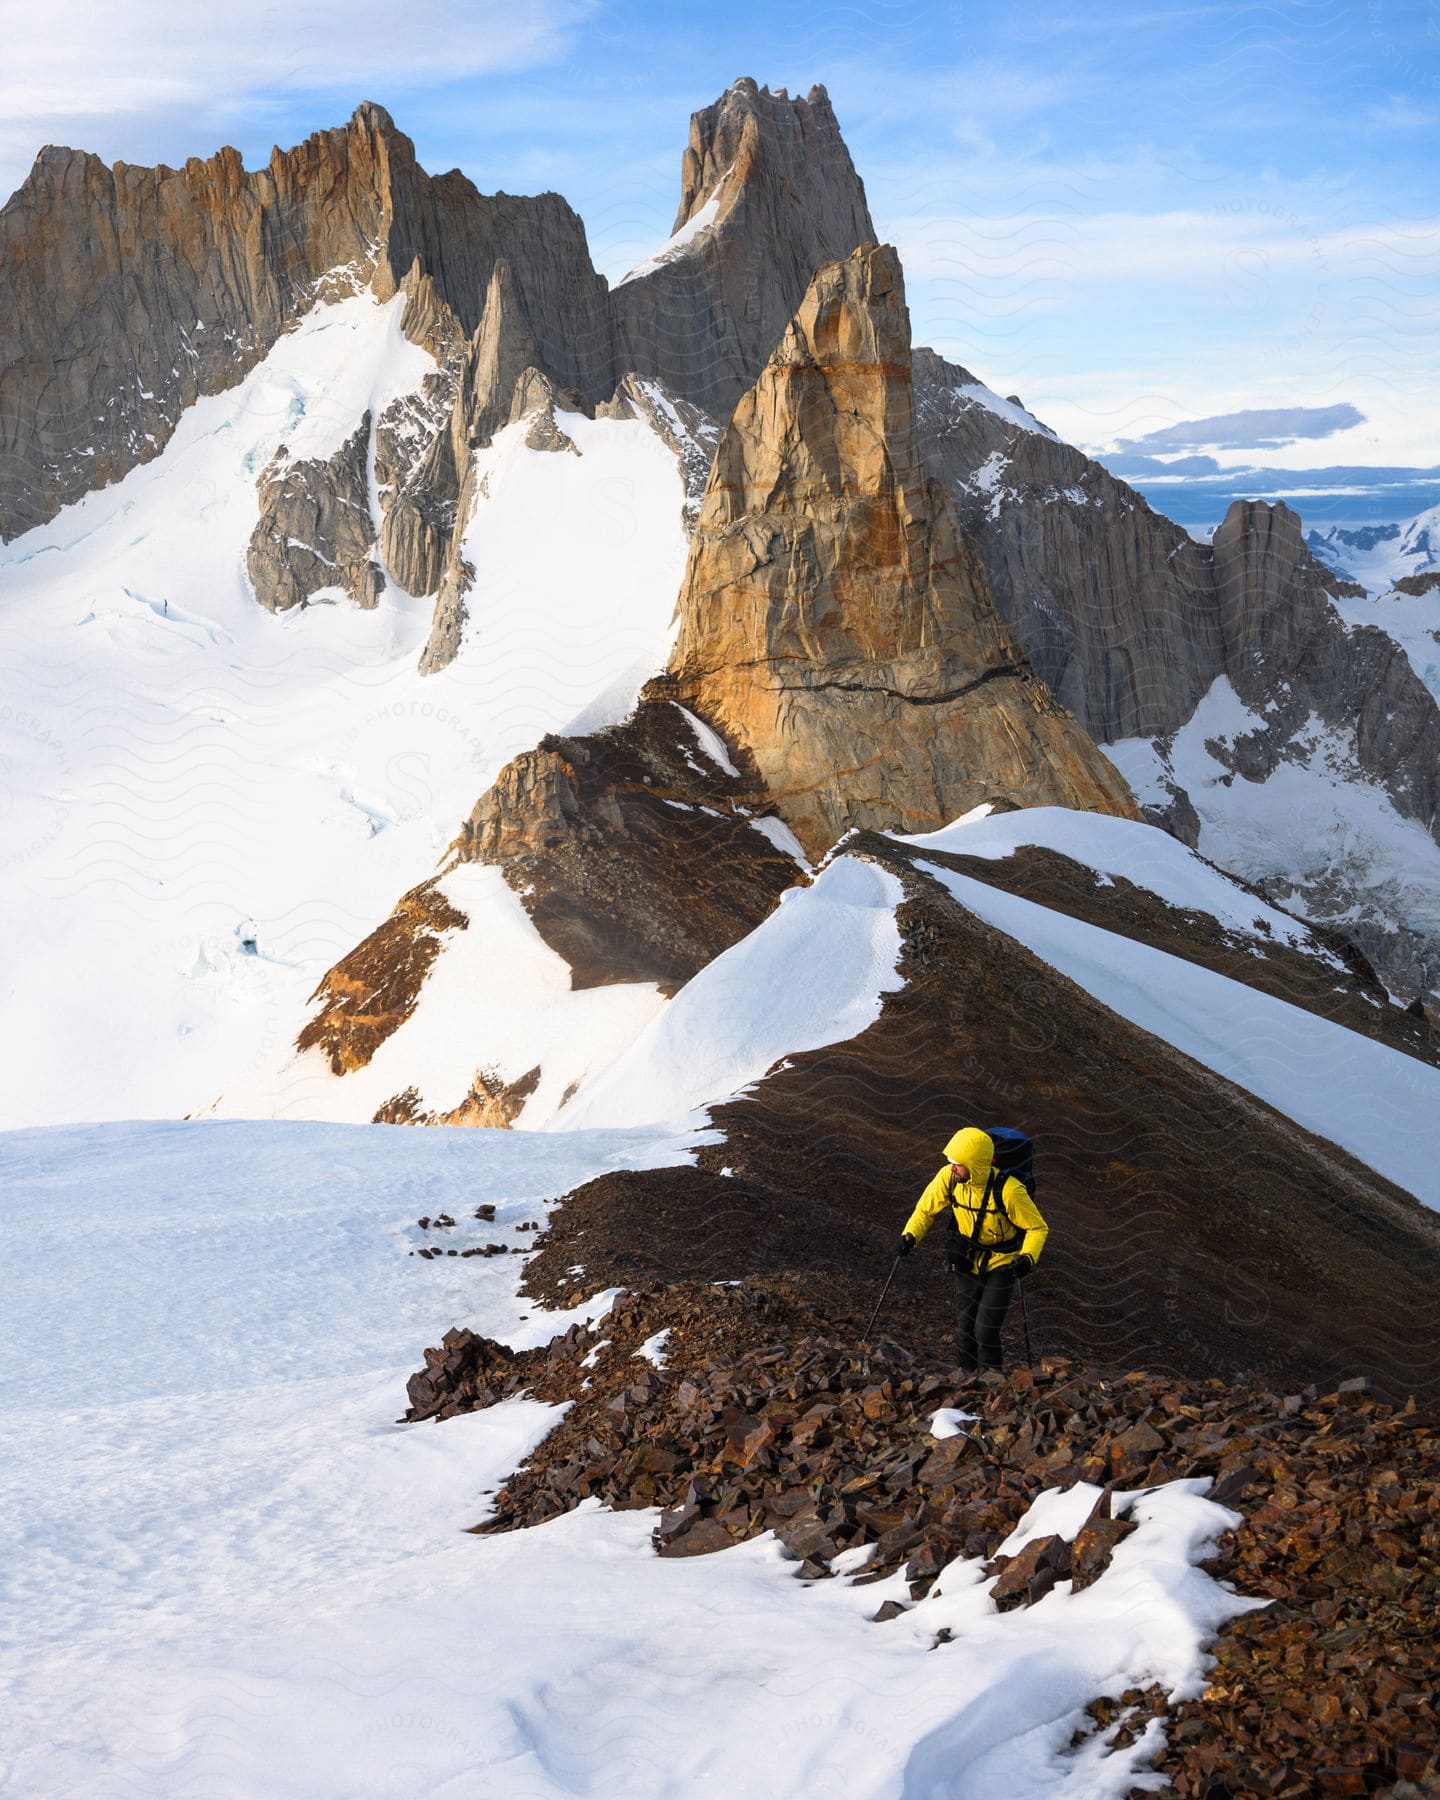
[943,1127,994,1184]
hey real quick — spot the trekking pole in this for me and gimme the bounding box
[1020,1279,1034,1367]
[863,1254,902,1341]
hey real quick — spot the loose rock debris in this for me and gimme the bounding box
[403,1280,1439,1795]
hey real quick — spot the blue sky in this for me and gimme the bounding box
[4,0,1437,521]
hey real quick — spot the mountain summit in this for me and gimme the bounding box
[0,81,873,545]
[669,243,1136,849]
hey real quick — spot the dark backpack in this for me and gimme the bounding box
[945,1125,1034,1272]
[986,1125,1036,1200]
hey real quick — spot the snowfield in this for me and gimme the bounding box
[1106,675,1440,992]
[0,1118,1264,1799]
[0,290,690,1131]
[227,861,669,1125]
[555,855,906,1131]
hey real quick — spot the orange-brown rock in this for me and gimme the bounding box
[0,101,613,541]
[296,877,465,1076]
[450,685,802,990]
[667,243,1137,855]
[375,1066,540,1128]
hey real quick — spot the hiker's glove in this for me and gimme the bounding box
[1010,1253,1035,1278]
[897,1233,916,1258]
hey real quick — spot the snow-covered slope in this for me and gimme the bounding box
[555,855,905,1130]
[616,163,736,285]
[226,862,669,1125]
[1307,502,1440,595]
[0,291,691,1129]
[911,854,1440,1207]
[0,1117,1261,1798]
[1332,586,1440,706]
[899,804,1341,962]
[1106,678,1440,1003]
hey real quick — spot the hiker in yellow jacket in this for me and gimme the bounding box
[898,1127,1048,1374]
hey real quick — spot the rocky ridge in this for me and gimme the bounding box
[507,831,1440,1399]
[667,244,1137,854]
[246,415,384,612]
[400,1281,1439,1796]
[912,349,1440,1000]
[289,247,1142,1106]
[1,81,876,676]
[0,102,611,541]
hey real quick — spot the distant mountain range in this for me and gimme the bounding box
[1095,458,1440,531]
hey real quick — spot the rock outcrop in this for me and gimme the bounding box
[610,79,876,426]
[374,363,463,599]
[297,879,468,1077]
[0,103,611,542]
[246,415,383,612]
[911,350,1390,746]
[404,1287,1440,1791]
[293,690,805,1092]
[1,81,873,572]
[912,348,1440,998]
[448,685,804,991]
[410,79,875,671]
[667,245,1137,854]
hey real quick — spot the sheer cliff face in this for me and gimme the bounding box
[911,349,1440,996]
[0,103,609,542]
[0,81,873,550]
[610,79,876,426]
[667,245,1137,854]
[911,349,1419,769]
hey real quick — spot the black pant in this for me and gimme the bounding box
[952,1261,1019,1370]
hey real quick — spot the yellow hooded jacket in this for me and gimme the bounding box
[903,1127,1048,1274]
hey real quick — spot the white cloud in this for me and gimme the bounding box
[0,0,591,198]
[887,208,1440,287]
[1366,94,1440,132]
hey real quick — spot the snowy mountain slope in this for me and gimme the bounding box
[911,856,1440,1207]
[911,345,1440,1006]
[535,795,1438,1200]
[0,1117,1261,1798]
[0,291,692,1129]
[554,855,906,1130]
[1106,677,1440,1005]
[1307,501,1440,594]
[220,861,670,1126]
[898,804,1339,961]
[228,689,806,1128]
[1332,584,1440,705]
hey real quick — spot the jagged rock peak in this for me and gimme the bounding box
[0,99,612,541]
[608,78,875,424]
[668,243,1137,853]
[673,77,863,233]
